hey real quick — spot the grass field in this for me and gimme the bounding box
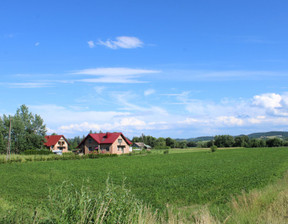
[1,147,288,222]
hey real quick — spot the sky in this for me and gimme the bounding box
[1,0,288,139]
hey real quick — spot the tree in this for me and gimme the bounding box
[155,137,166,147]
[0,105,46,153]
[187,141,197,147]
[266,138,283,147]
[177,141,187,148]
[249,139,261,148]
[0,132,5,154]
[166,137,176,148]
[214,135,235,147]
[234,135,249,147]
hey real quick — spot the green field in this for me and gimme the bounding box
[1,147,288,222]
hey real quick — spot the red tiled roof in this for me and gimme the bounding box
[78,132,132,148]
[44,135,69,146]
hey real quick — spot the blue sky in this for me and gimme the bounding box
[1,0,288,138]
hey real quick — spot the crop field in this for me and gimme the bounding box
[1,147,288,222]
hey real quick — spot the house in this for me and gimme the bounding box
[44,135,70,154]
[132,142,152,150]
[78,132,132,155]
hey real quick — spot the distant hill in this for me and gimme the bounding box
[247,131,288,139]
[175,136,214,142]
[176,131,288,142]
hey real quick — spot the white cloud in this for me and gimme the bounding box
[34,42,40,47]
[29,104,130,127]
[166,70,288,81]
[27,92,288,138]
[87,40,95,48]
[79,77,146,84]
[215,116,244,126]
[94,86,106,94]
[253,93,282,108]
[73,67,160,76]
[73,67,160,84]
[0,82,52,88]
[144,89,155,96]
[97,36,143,49]
[252,93,288,116]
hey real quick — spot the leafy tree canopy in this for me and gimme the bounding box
[0,105,46,153]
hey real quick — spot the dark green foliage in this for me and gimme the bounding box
[0,105,46,154]
[0,132,5,154]
[210,145,217,152]
[248,131,288,139]
[163,149,169,154]
[266,138,283,147]
[186,141,197,147]
[177,140,187,148]
[165,137,176,148]
[214,135,235,147]
[132,135,157,147]
[196,141,208,148]
[23,149,53,155]
[67,136,83,150]
[234,135,250,147]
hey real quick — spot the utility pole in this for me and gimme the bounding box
[6,117,12,161]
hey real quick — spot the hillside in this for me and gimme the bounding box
[247,131,288,139]
[177,131,288,142]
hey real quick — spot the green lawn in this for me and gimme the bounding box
[1,147,288,213]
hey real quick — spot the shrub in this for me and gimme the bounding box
[210,145,217,153]
[23,149,53,155]
[163,149,169,154]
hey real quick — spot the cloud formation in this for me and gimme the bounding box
[73,67,160,76]
[144,89,155,96]
[87,40,95,48]
[26,92,288,138]
[97,36,143,49]
[73,67,161,84]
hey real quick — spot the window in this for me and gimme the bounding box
[88,139,92,143]
[117,146,125,153]
[89,147,93,151]
[118,139,122,144]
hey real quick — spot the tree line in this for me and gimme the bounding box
[132,134,288,149]
[0,105,46,154]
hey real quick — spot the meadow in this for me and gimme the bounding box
[1,147,288,223]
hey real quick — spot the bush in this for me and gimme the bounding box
[210,145,217,153]
[23,149,53,155]
[163,149,169,154]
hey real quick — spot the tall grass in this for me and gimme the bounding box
[224,171,288,223]
[0,178,189,224]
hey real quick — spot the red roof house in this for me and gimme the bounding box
[78,132,132,155]
[44,135,70,153]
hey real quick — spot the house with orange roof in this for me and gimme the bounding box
[44,135,70,153]
[78,132,132,155]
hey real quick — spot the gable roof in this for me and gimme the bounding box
[78,132,132,147]
[44,135,70,147]
[133,142,152,149]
